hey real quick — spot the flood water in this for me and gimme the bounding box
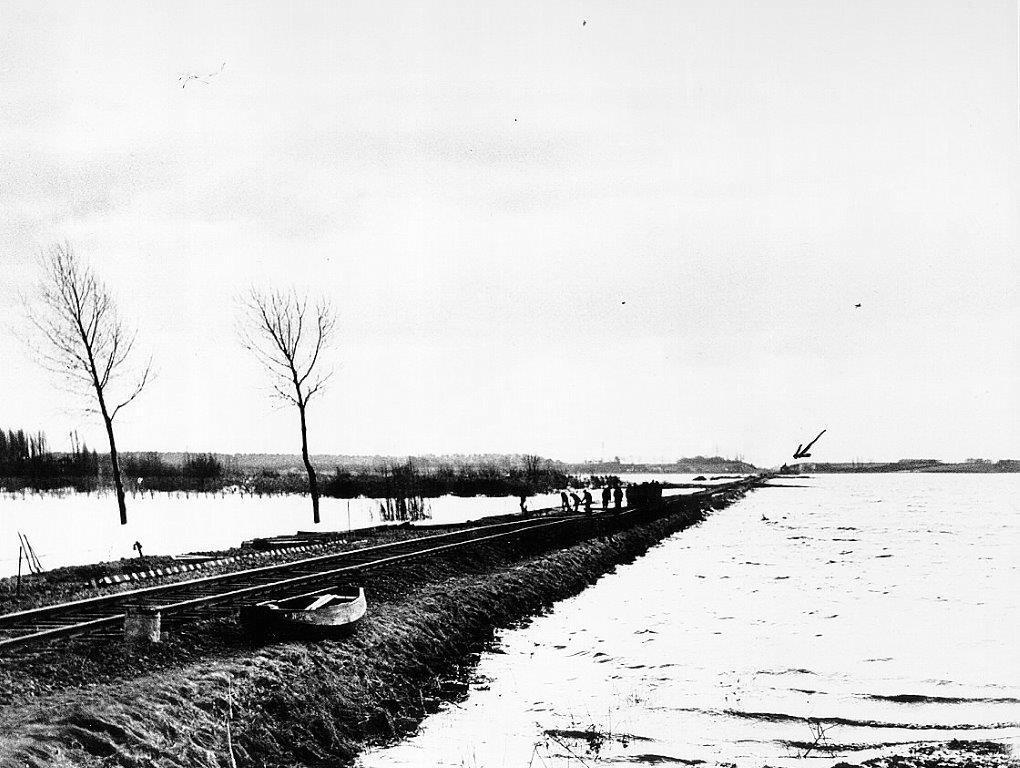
[358,474,1020,767]
[0,474,711,577]
[0,490,556,578]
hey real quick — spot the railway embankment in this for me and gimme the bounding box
[0,485,755,768]
[0,508,556,615]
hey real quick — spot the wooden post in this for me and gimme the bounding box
[124,606,161,643]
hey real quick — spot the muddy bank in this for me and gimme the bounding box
[0,498,727,767]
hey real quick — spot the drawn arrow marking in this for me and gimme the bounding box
[793,429,826,459]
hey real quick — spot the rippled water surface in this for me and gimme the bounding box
[358,474,1020,767]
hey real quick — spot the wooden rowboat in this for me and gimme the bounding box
[241,587,367,639]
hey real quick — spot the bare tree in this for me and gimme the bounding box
[240,288,336,524]
[29,243,152,525]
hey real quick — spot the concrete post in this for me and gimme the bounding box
[124,606,161,643]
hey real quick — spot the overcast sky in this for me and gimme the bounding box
[1,0,1017,466]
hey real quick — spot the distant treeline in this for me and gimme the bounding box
[326,457,570,499]
[173,452,759,476]
[566,455,757,474]
[0,433,571,498]
[119,452,226,490]
[0,429,99,491]
[0,427,226,492]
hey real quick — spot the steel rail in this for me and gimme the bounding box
[154,518,571,614]
[0,516,561,627]
[0,516,570,650]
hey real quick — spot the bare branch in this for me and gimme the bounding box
[111,358,153,421]
[270,382,299,406]
[26,244,153,410]
[239,287,336,407]
[303,368,335,405]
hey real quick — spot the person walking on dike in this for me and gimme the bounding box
[570,490,581,512]
[601,485,611,509]
[519,494,528,514]
[613,484,623,510]
[560,490,570,512]
[582,488,593,515]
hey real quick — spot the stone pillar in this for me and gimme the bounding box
[124,606,161,643]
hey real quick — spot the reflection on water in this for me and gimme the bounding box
[358,474,1020,767]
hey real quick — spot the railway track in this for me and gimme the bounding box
[0,515,575,651]
[0,479,757,652]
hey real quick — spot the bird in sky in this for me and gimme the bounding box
[179,62,226,88]
[854,303,862,308]
[582,19,587,26]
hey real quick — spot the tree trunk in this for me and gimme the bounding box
[101,411,127,525]
[298,403,320,524]
[78,311,129,525]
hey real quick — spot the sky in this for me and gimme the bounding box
[0,0,1017,466]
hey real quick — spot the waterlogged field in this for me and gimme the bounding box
[0,474,714,578]
[358,474,1020,768]
[0,490,560,578]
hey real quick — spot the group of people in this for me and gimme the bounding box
[560,484,623,514]
[516,484,625,516]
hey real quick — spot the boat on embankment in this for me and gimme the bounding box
[241,587,367,639]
